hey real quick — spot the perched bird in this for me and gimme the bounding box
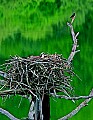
[70,13,76,24]
[40,52,45,58]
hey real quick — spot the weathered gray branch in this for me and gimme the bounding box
[0,88,26,96]
[58,89,93,120]
[34,95,43,120]
[67,22,80,64]
[28,101,35,120]
[0,108,19,120]
[51,94,93,100]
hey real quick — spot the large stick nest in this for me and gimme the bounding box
[0,53,75,97]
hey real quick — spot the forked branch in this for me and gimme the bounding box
[67,22,80,64]
[58,89,93,120]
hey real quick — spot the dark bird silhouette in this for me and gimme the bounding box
[70,13,76,24]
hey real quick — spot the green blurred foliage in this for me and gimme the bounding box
[0,0,92,41]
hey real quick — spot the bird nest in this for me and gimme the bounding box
[0,53,75,97]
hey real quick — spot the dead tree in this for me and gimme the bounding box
[0,15,93,120]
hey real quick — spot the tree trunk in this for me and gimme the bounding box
[42,95,50,120]
[28,94,50,120]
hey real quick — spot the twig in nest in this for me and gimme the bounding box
[0,54,75,97]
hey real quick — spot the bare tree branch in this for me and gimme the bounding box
[58,89,93,120]
[51,94,93,100]
[28,101,35,120]
[67,22,80,64]
[0,88,27,96]
[0,108,19,120]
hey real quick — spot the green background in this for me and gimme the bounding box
[0,0,93,119]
